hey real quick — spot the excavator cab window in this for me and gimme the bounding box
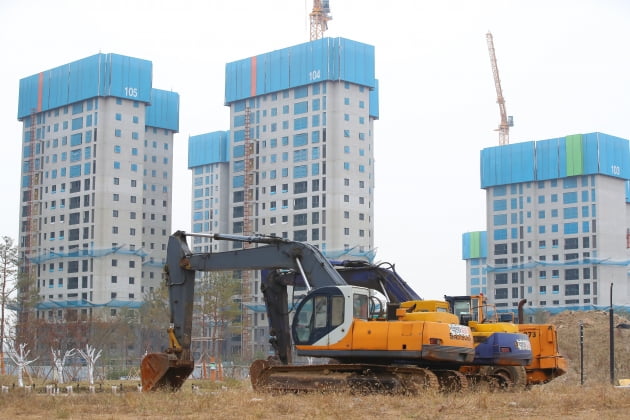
[295,299,314,342]
[293,288,345,345]
[314,296,328,328]
[452,300,475,323]
[331,296,344,326]
[470,298,482,322]
[353,294,368,319]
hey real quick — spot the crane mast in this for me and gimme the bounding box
[486,32,512,145]
[310,0,332,40]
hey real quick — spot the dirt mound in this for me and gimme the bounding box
[550,310,630,329]
[544,310,630,384]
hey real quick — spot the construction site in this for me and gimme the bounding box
[3,1,630,416]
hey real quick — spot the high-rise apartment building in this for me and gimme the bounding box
[188,37,379,357]
[188,130,232,252]
[17,53,179,326]
[463,133,630,316]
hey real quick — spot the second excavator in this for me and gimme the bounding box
[329,260,567,387]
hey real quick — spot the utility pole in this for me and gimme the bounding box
[609,283,615,385]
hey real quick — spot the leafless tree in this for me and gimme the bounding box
[77,344,102,385]
[139,283,170,353]
[195,272,240,370]
[8,343,38,387]
[0,236,18,375]
[51,347,76,384]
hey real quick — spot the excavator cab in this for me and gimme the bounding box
[293,286,346,345]
[450,298,478,324]
[292,286,366,348]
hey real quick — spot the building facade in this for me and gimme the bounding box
[17,53,179,327]
[188,37,379,358]
[461,231,488,296]
[463,133,630,316]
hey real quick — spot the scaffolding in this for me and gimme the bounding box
[18,109,43,342]
[240,107,255,361]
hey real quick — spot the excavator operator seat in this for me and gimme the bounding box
[460,313,473,326]
[386,303,400,321]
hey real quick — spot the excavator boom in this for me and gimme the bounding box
[141,231,349,390]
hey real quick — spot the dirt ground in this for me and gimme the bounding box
[0,382,630,420]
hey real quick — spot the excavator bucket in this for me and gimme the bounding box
[140,353,194,391]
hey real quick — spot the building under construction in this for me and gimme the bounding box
[463,132,630,318]
[188,36,379,359]
[16,54,179,353]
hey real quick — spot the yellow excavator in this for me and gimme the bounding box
[141,232,477,393]
[331,261,567,387]
[444,294,532,388]
[443,295,567,386]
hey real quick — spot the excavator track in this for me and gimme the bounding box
[433,369,469,392]
[478,365,527,390]
[250,360,462,394]
[464,369,529,392]
[464,373,503,391]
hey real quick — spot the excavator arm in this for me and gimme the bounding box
[141,231,346,391]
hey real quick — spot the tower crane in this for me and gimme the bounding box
[486,32,513,145]
[310,0,332,40]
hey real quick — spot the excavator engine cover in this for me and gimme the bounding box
[141,353,194,391]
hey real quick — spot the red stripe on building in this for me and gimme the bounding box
[250,56,257,97]
[37,72,44,112]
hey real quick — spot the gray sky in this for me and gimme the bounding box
[1,0,629,299]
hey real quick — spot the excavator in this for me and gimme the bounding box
[444,295,567,386]
[328,261,567,387]
[313,261,537,389]
[141,232,477,393]
[444,294,532,388]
